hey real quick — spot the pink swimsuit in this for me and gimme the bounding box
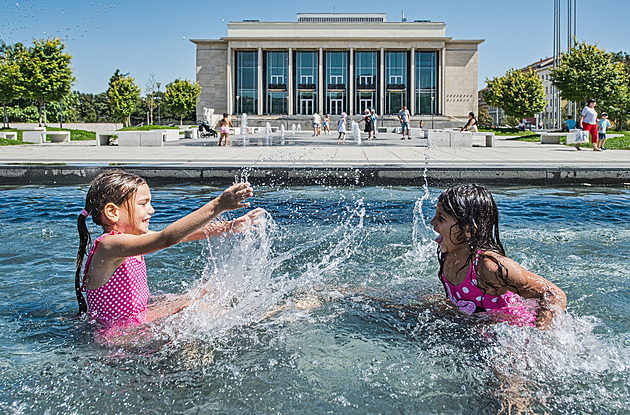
[441,253,537,327]
[82,231,149,325]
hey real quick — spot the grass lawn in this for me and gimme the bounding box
[480,127,630,150]
[120,125,181,131]
[0,126,95,145]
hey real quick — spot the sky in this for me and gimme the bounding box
[1,0,628,95]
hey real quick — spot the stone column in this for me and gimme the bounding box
[318,48,324,114]
[288,47,293,116]
[410,47,415,115]
[227,46,233,114]
[440,47,446,115]
[258,47,263,115]
[380,48,385,115]
[349,47,354,116]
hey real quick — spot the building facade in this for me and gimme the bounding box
[191,13,483,122]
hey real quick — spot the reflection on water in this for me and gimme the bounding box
[0,184,629,413]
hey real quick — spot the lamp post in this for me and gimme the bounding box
[156,82,161,126]
[431,94,435,129]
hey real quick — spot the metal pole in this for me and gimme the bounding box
[60,99,63,128]
[157,82,161,126]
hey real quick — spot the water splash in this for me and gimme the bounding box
[241,113,249,146]
[160,200,367,345]
[351,121,361,145]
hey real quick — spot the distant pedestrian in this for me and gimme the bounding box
[218,113,232,146]
[398,105,411,140]
[563,115,576,131]
[322,114,330,135]
[370,109,378,138]
[418,120,424,137]
[579,99,600,151]
[359,109,375,140]
[598,112,612,150]
[312,112,321,136]
[461,112,478,132]
[337,112,347,144]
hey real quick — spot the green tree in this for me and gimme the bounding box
[551,42,629,110]
[163,78,200,125]
[107,70,140,127]
[484,68,546,120]
[20,38,74,126]
[477,105,494,127]
[0,42,26,128]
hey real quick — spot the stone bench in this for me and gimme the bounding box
[158,129,180,142]
[22,130,71,143]
[0,131,17,140]
[540,132,564,144]
[449,131,473,147]
[472,132,495,147]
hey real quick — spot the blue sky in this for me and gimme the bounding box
[1,0,628,94]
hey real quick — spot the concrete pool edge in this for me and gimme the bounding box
[1,164,630,186]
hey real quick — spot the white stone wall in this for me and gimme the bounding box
[444,42,479,118]
[195,41,228,121]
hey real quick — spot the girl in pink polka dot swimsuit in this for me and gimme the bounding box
[429,184,566,329]
[74,170,264,327]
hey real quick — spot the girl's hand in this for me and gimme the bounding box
[216,182,253,212]
[231,208,266,233]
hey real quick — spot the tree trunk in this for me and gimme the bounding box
[2,103,9,129]
[38,101,44,126]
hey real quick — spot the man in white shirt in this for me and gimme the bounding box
[312,113,321,136]
[398,106,411,140]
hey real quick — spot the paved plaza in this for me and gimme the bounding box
[1,131,629,185]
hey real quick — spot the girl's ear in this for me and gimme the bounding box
[102,202,120,225]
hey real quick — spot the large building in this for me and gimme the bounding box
[190,13,483,125]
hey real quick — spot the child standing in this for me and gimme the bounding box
[598,112,612,150]
[337,112,347,144]
[430,184,566,329]
[322,114,330,135]
[218,113,232,146]
[75,170,264,327]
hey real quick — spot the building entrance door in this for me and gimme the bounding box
[329,99,343,115]
[300,98,313,115]
[359,99,373,113]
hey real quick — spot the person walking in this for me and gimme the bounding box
[398,106,411,140]
[312,112,321,137]
[370,109,378,139]
[598,112,612,150]
[579,99,600,151]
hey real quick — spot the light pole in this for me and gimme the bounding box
[156,82,161,126]
[431,94,435,129]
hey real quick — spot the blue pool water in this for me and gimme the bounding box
[1,183,629,413]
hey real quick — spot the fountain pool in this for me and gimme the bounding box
[1,183,629,413]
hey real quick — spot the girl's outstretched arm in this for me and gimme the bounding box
[477,253,567,329]
[100,182,254,259]
[181,207,266,241]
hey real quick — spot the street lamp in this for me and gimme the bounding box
[156,82,161,126]
[431,94,435,129]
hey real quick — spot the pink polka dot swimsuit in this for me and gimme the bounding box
[82,231,149,325]
[441,252,536,327]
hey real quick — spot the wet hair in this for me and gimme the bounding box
[436,184,522,302]
[74,170,146,315]
[587,99,596,105]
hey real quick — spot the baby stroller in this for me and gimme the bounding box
[198,120,217,138]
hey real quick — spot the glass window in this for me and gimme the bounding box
[385,51,407,114]
[296,51,318,114]
[265,51,288,114]
[236,51,257,114]
[415,51,438,115]
[325,51,347,115]
[355,51,378,113]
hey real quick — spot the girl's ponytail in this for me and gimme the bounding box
[75,211,91,315]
